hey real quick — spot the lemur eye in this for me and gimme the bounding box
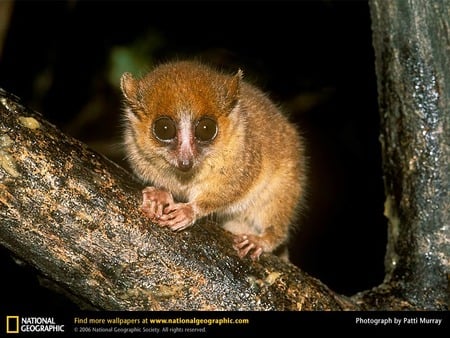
[153,116,176,141]
[195,117,218,142]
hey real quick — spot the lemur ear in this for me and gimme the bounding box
[225,69,243,112]
[120,72,138,102]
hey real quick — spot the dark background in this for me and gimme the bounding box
[0,0,386,311]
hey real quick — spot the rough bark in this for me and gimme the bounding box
[354,0,449,310]
[0,88,357,311]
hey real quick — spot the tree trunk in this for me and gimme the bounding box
[0,88,356,311]
[355,0,449,310]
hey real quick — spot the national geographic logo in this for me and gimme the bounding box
[6,316,65,334]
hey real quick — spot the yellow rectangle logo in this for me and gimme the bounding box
[6,316,19,334]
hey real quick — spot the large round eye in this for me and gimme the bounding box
[153,117,176,141]
[195,117,218,142]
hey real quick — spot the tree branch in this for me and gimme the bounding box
[0,88,357,311]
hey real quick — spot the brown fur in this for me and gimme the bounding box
[121,60,307,261]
